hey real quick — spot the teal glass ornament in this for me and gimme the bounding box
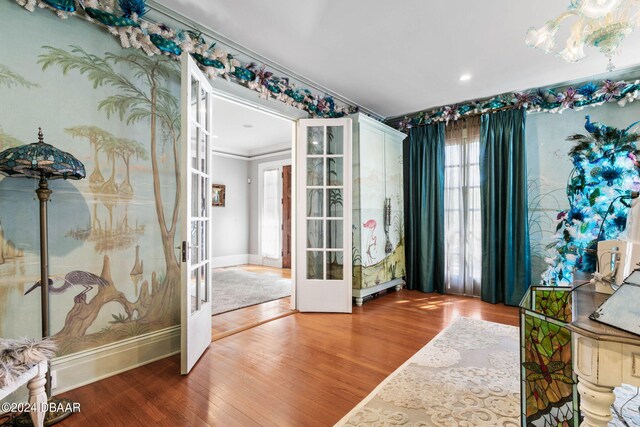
[42,0,76,12]
[484,99,506,109]
[285,89,305,103]
[458,105,472,115]
[150,34,182,55]
[620,83,637,96]
[267,83,281,94]
[84,8,139,27]
[577,82,599,97]
[233,67,256,82]
[191,53,225,69]
[118,0,148,18]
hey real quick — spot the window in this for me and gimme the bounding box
[261,168,281,259]
[444,119,482,296]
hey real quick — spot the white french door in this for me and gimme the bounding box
[180,53,213,374]
[296,118,352,312]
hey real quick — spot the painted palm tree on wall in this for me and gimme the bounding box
[65,125,148,260]
[38,46,182,347]
[99,135,141,195]
[115,137,148,196]
[65,125,149,196]
[65,125,112,186]
[0,64,38,89]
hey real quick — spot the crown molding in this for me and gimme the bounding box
[146,0,384,121]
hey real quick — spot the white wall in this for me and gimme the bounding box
[211,152,293,267]
[212,155,250,264]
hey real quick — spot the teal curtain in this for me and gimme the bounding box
[479,108,531,305]
[404,123,446,293]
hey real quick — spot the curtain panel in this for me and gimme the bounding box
[404,123,446,293]
[479,108,531,306]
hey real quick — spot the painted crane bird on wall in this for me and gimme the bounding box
[25,271,110,303]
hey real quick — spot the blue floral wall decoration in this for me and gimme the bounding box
[541,116,640,285]
[395,80,640,131]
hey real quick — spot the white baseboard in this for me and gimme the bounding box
[212,254,250,268]
[263,258,283,268]
[248,254,282,268]
[51,325,180,395]
[213,254,284,268]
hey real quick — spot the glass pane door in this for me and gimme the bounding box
[181,53,213,374]
[296,118,352,312]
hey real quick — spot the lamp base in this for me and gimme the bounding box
[13,397,75,427]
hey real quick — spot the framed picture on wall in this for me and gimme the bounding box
[212,184,226,207]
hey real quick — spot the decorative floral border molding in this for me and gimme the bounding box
[13,0,356,118]
[395,79,640,131]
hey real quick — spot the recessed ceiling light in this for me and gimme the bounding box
[459,74,472,82]
[212,135,219,139]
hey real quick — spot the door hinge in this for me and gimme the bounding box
[181,241,188,262]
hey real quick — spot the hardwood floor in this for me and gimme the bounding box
[212,296,293,340]
[212,265,293,339]
[57,290,519,427]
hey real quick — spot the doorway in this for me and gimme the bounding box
[209,95,296,337]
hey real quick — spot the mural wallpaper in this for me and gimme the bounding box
[526,100,640,284]
[540,118,640,285]
[0,2,181,356]
[352,127,405,290]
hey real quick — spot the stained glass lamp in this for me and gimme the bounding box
[0,128,85,426]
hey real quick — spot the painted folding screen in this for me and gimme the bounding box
[519,286,580,426]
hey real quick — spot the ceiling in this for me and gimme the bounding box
[211,96,292,157]
[160,0,640,118]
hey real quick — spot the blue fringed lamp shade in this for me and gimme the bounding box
[0,128,85,180]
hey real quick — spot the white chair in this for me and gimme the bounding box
[0,360,48,427]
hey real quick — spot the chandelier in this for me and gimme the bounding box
[525,0,640,70]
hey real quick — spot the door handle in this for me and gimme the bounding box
[179,241,200,263]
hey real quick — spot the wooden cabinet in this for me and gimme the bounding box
[350,113,406,306]
[567,284,640,426]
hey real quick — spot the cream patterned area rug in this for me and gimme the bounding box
[612,384,640,426]
[211,267,291,315]
[336,317,521,427]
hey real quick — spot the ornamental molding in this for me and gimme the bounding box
[11,0,366,119]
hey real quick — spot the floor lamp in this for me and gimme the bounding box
[0,128,85,426]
